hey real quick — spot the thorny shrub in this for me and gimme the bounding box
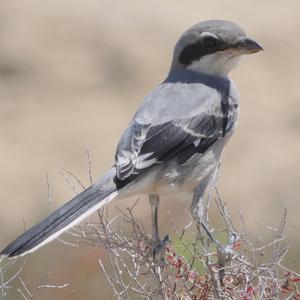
[1,154,299,299]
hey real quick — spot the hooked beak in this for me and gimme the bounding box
[236,37,263,54]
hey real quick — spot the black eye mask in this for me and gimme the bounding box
[179,37,227,66]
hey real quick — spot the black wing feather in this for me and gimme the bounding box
[115,110,231,184]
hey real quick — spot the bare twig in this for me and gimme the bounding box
[86,150,93,185]
[37,283,69,289]
[45,173,52,214]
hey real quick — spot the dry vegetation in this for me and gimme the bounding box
[1,152,300,300]
[73,192,299,299]
[1,184,298,299]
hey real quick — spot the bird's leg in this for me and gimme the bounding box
[191,179,213,243]
[191,187,205,223]
[149,194,160,243]
[191,173,217,224]
[149,194,169,266]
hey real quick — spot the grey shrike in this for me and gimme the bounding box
[1,20,263,257]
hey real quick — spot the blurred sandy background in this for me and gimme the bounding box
[0,0,300,299]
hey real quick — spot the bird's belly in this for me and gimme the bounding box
[122,139,227,197]
[123,152,218,197]
[159,140,226,194]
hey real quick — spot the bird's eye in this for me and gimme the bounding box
[203,37,218,48]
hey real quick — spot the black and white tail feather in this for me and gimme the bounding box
[0,168,119,257]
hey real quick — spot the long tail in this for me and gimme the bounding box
[1,168,119,257]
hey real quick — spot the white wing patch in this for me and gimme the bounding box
[174,122,207,138]
[199,31,218,39]
[117,150,156,173]
[134,153,157,169]
[116,122,158,179]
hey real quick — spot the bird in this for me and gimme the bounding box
[0,20,263,258]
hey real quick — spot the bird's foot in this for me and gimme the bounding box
[152,234,170,267]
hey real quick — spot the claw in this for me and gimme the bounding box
[153,235,170,266]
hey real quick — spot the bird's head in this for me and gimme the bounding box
[172,20,263,77]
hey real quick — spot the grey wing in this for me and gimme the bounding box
[115,103,237,183]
